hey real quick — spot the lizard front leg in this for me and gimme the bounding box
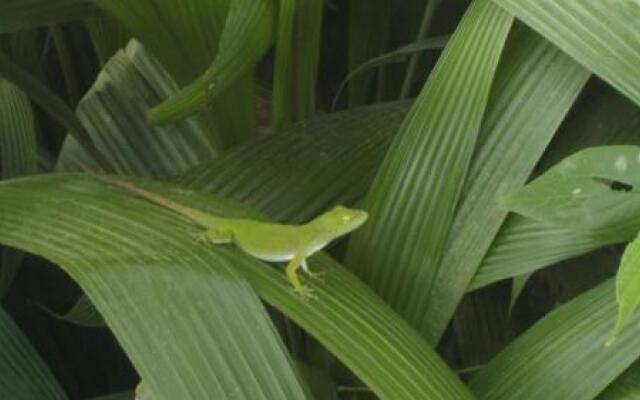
[286,253,315,299]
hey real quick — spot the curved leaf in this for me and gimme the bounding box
[58,41,218,178]
[0,175,307,400]
[0,306,68,400]
[492,0,640,107]
[147,0,274,125]
[0,174,473,400]
[470,279,640,400]
[335,36,448,110]
[345,0,513,340]
[94,0,257,147]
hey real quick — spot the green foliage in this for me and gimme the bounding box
[0,1,638,399]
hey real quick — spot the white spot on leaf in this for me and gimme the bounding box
[572,188,582,195]
[616,155,628,172]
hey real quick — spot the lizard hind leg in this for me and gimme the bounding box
[286,255,316,300]
[197,228,233,245]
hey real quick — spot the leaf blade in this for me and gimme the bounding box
[346,0,513,341]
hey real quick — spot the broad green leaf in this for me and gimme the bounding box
[492,0,640,107]
[272,0,323,130]
[0,306,68,399]
[598,362,640,400]
[506,145,640,241]
[345,0,513,339]
[147,0,274,126]
[180,101,410,223]
[0,174,473,399]
[94,0,256,147]
[423,26,589,341]
[58,41,218,178]
[610,231,640,344]
[0,49,110,171]
[0,0,97,34]
[0,175,307,400]
[472,86,640,290]
[347,0,391,106]
[470,279,640,400]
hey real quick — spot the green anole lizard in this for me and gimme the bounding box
[86,172,368,298]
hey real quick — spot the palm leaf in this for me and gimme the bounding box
[423,26,589,340]
[0,174,473,399]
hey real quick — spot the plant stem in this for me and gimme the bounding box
[399,0,441,99]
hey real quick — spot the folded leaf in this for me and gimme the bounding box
[58,41,218,178]
[147,0,274,125]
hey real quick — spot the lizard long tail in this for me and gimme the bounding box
[82,168,222,226]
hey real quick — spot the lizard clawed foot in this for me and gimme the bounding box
[194,231,210,244]
[294,285,317,301]
[304,270,326,282]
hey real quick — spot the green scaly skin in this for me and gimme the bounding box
[86,172,368,298]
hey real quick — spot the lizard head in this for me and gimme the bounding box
[323,205,368,236]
